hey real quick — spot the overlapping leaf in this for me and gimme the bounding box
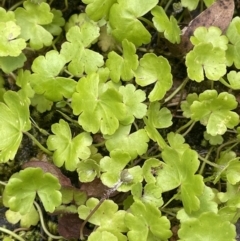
[152,6,181,43]
[78,197,127,232]
[156,145,204,213]
[82,0,117,21]
[181,90,239,136]
[100,150,143,192]
[226,17,240,68]
[109,0,158,46]
[105,125,149,159]
[0,21,26,57]
[71,73,127,135]
[14,1,53,49]
[5,205,39,228]
[61,25,103,76]
[147,102,172,128]
[125,200,172,241]
[106,39,138,83]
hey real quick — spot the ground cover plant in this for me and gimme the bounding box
[0,0,240,240]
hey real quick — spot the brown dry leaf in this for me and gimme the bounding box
[175,0,234,54]
[79,178,118,198]
[58,213,91,239]
[22,160,72,187]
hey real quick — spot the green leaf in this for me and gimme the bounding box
[135,53,172,101]
[226,17,240,68]
[61,25,103,76]
[77,159,100,182]
[44,9,65,36]
[72,73,126,135]
[167,132,190,155]
[188,90,239,135]
[125,200,172,241]
[147,102,172,128]
[156,146,204,213]
[100,150,132,187]
[88,230,118,241]
[16,69,34,99]
[143,117,168,149]
[186,43,226,81]
[131,182,163,207]
[218,182,240,208]
[0,7,15,22]
[105,125,149,159]
[178,212,236,241]
[177,185,218,221]
[47,119,92,171]
[109,0,158,46]
[30,94,53,113]
[83,0,117,21]
[181,0,215,10]
[152,6,181,43]
[214,151,240,185]
[78,197,127,231]
[142,158,163,183]
[106,39,138,83]
[30,50,76,101]
[190,26,228,50]
[214,151,237,183]
[14,1,53,49]
[3,167,61,214]
[0,91,31,162]
[0,21,26,57]
[0,53,26,73]
[204,131,223,145]
[225,71,240,90]
[5,205,39,228]
[119,84,147,123]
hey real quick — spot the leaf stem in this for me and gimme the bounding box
[23,132,52,156]
[216,138,239,161]
[56,110,79,125]
[181,120,196,137]
[161,193,179,209]
[176,119,195,134]
[0,227,26,241]
[198,155,221,169]
[138,17,155,28]
[219,77,232,88]
[164,0,174,12]
[8,0,24,11]
[164,77,189,104]
[34,201,63,240]
[0,180,7,186]
[198,147,213,175]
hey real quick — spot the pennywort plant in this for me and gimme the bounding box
[0,0,240,240]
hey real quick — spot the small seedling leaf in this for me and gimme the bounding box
[47,119,92,171]
[30,50,76,101]
[135,53,172,101]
